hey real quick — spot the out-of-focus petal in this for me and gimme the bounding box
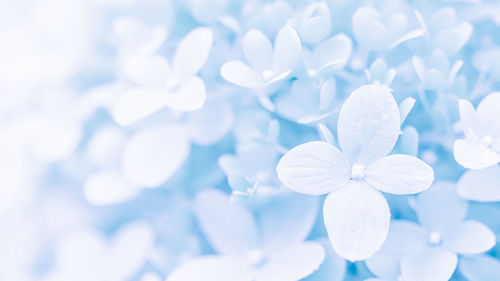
[457,165,500,202]
[272,26,301,75]
[166,256,253,281]
[460,255,500,281]
[323,181,390,261]
[84,171,141,206]
[164,76,206,112]
[401,247,457,281]
[254,242,325,281]
[243,29,273,73]
[337,85,401,165]
[476,92,500,137]
[173,27,213,77]
[442,220,495,254]
[414,182,468,232]
[365,154,434,195]
[303,33,352,77]
[123,55,171,87]
[112,88,167,126]
[122,125,190,187]
[194,189,259,257]
[220,60,266,88]
[433,22,473,56]
[276,141,351,195]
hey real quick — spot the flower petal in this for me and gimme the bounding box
[122,125,190,187]
[185,100,234,145]
[112,88,167,126]
[164,76,206,112]
[337,85,401,165]
[442,220,495,254]
[243,29,273,73]
[323,181,390,261]
[166,256,253,281]
[414,182,468,232]
[453,139,500,170]
[365,154,434,195]
[220,60,266,88]
[460,255,500,281]
[476,92,500,137]
[173,27,213,77]
[303,239,346,281]
[276,141,351,195]
[303,33,352,77]
[254,242,325,281]
[433,22,473,56]
[457,165,500,202]
[194,189,259,257]
[273,26,301,75]
[123,55,171,87]
[401,247,457,281]
[84,171,141,206]
[259,193,319,251]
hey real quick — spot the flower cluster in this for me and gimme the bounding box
[1,0,500,281]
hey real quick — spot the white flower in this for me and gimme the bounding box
[112,27,213,126]
[276,85,434,261]
[220,26,301,89]
[454,92,500,169]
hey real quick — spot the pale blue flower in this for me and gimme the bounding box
[457,165,500,202]
[454,92,500,169]
[276,85,434,261]
[166,189,326,281]
[113,27,214,125]
[412,49,463,91]
[365,182,495,281]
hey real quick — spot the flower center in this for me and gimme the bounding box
[351,164,365,180]
[482,135,493,147]
[262,70,275,82]
[428,231,441,245]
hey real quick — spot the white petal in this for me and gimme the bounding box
[122,125,190,187]
[365,221,427,278]
[303,239,346,281]
[84,171,141,206]
[194,189,259,257]
[173,27,213,77]
[365,154,434,195]
[391,28,424,49]
[243,29,273,73]
[399,97,416,125]
[457,165,500,202]
[112,88,167,126]
[460,255,500,281]
[454,139,500,170]
[164,76,206,112]
[108,221,154,280]
[442,221,495,254]
[304,33,352,76]
[433,22,473,56]
[273,26,301,75]
[276,141,351,195]
[337,85,401,165]
[166,256,253,281]
[255,242,325,281]
[476,92,500,136]
[323,181,390,261]
[458,99,477,138]
[415,182,468,232]
[259,193,319,251]
[123,55,171,87]
[401,247,457,281]
[220,60,266,88]
[185,100,234,145]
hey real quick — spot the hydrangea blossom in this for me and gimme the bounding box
[276,85,434,261]
[454,92,500,169]
[365,182,495,281]
[166,189,326,281]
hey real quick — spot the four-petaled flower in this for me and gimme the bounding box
[276,85,434,261]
